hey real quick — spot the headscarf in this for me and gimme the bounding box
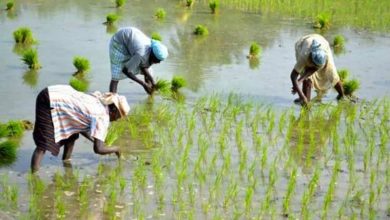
[92,91,130,118]
[151,39,168,61]
[310,39,327,67]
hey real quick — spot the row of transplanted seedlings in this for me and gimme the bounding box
[0,94,387,219]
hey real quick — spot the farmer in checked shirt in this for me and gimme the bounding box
[109,27,169,94]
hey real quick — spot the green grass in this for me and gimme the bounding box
[194,25,209,36]
[171,76,187,92]
[0,141,17,166]
[106,13,119,24]
[21,49,41,70]
[337,69,349,82]
[73,56,90,74]
[249,42,261,58]
[69,77,89,92]
[209,0,219,14]
[155,8,166,20]
[333,35,345,48]
[343,79,360,96]
[13,27,35,44]
[116,0,125,8]
[151,32,162,41]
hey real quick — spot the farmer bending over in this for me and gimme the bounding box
[290,34,344,106]
[31,85,130,172]
[109,27,169,94]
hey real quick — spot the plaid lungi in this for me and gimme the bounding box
[33,88,79,156]
[110,39,137,81]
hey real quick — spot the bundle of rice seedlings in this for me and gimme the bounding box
[21,49,41,70]
[69,77,89,92]
[337,69,349,82]
[155,8,166,20]
[209,0,219,14]
[106,13,119,25]
[151,32,162,41]
[0,140,18,166]
[73,56,90,74]
[313,13,331,29]
[154,79,171,93]
[13,27,36,44]
[0,124,9,138]
[194,25,208,36]
[171,76,186,92]
[186,0,194,7]
[116,0,125,8]
[5,121,25,137]
[343,79,360,96]
[333,35,345,48]
[248,42,262,58]
[6,1,14,10]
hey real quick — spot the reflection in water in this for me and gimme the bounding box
[106,24,118,35]
[248,57,260,70]
[22,70,39,88]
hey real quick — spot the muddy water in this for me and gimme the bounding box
[0,0,389,219]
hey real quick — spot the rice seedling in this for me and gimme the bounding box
[151,32,162,41]
[73,56,90,74]
[313,13,331,30]
[69,76,89,92]
[209,0,219,14]
[21,49,41,70]
[115,0,125,8]
[6,1,14,10]
[186,0,194,7]
[247,42,261,59]
[282,167,297,215]
[0,140,17,166]
[13,27,36,44]
[154,79,171,94]
[338,69,349,82]
[343,79,360,96]
[105,13,119,25]
[194,25,208,36]
[0,120,25,137]
[333,34,346,48]
[171,75,187,92]
[155,8,166,20]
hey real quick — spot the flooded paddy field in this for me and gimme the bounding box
[0,0,389,219]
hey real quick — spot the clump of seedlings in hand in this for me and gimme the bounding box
[0,140,18,166]
[115,0,125,8]
[171,76,186,92]
[22,49,41,70]
[343,79,360,96]
[194,25,208,36]
[6,1,14,10]
[151,32,162,41]
[69,76,89,92]
[209,0,219,14]
[13,27,36,44]
[313,13,331,29]
[154,79,171,93]
[333,34,345,48]
[155,8,166,20]
[105,13,119,25]
[73,56,90,75]
[247,42,261,59]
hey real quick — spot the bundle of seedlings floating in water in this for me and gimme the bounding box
[333,35,345,48]
[155,8,166,20]
[69,76,89,92]
[0,120,25,138]
[209,0,219,14]
[13,27,36,45]
[0,140,18,166]
[6,1,14,10]
[247,42,262,59]
[115,0,125,8]
[194,25,208,36]
[171,76,187,92]
[21,49,41,70]
[337,69,360,97]
[73,56,90,75]
[151,32,162,41]
[313,13,331,30]
[105,13,119,25]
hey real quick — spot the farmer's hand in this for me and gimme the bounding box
[143,84,153,95]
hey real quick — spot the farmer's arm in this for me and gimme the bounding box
[109,80,119,93]
[122,67,153,94]
[141,67,155,87]
[290,69,308,105]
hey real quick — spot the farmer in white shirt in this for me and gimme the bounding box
[109,27,168,94]
[290,34,344,106]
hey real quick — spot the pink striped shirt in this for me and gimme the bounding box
[48,85,110,143]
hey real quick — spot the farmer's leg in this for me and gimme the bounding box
[62,134,79,161]
[31,148,45,173]
[302,79,312,102]
[93,139,121,158]
[334,81,344,100]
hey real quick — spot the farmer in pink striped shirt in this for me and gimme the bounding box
[31,85,130,172]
